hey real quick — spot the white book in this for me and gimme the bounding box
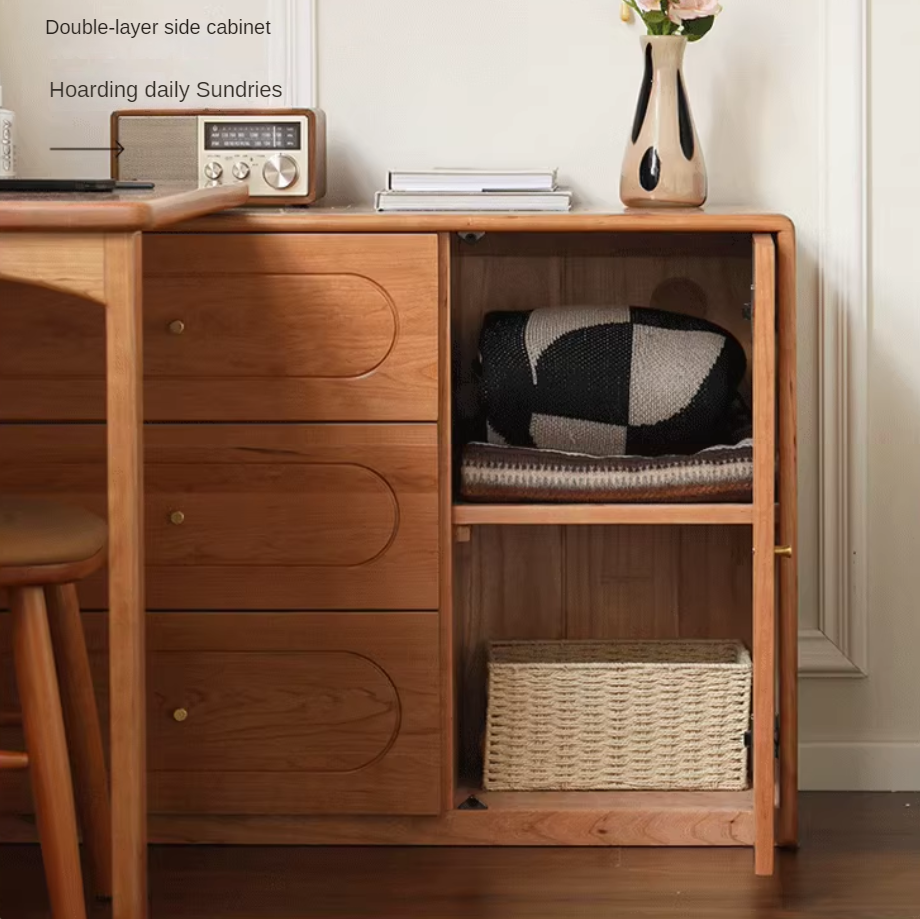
[387,168,558,194]
[375,190,572,213]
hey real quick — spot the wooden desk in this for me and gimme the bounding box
[0,185,248,919]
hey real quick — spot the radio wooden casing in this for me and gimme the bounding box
[111,108,326,205]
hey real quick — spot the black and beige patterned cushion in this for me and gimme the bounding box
[479,306,747,457]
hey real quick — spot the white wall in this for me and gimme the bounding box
[318,1,819,215]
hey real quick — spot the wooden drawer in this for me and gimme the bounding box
[0,234,439,422]
[0,424,438,610]
[0,612,442,816]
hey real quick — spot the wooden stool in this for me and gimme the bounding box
[0,497,112,919]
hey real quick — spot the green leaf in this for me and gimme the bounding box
[682,15,715,41]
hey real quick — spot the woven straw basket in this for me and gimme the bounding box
[484,639,752,792]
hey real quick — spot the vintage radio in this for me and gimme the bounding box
[111,108,326,205]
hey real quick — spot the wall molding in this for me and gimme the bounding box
[282,0,317,106]
[801,0,869,677]
[266,0,316,106]
[801,742,920,791]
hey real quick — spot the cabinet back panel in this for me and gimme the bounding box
[454,524,752,782]
[450,234,756,781]
[451,233,754,449]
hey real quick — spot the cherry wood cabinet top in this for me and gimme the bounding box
[0,184,249,232]
[165,204,795,235]
[0,191,793,235]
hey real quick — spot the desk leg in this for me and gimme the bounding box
[104,233,147,919]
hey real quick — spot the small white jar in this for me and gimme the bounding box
[0,75,17,178]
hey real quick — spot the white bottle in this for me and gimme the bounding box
[0,73,17,178]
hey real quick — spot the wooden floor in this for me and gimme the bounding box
[1,794,919,918]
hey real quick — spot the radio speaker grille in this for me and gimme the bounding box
[116,116,198,182]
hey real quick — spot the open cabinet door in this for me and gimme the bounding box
[775,227,799,850]
[752,234,777,876]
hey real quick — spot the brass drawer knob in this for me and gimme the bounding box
[774,546,793,558]
[169,510,186,526]
[167,319,186,336]
[172,708,189,723]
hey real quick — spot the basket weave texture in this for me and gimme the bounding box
[484,640,752,792]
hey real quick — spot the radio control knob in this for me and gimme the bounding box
[203,161,223,181]
[263,154,299,190]
[232,161,251,181]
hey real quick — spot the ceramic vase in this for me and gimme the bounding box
[620,35,707,208]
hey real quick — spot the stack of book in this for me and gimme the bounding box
[375,168,572,212]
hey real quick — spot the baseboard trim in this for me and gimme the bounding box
[800,742,920,791]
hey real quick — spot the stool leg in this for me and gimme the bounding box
[11,585,88,919]
[46,583,113,899]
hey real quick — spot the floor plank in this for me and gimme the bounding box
[2,793,919,918]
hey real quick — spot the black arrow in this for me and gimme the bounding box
[50,141,125,157]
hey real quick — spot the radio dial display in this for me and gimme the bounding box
[205,121,302,151]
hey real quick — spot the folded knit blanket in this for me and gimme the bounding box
[461,439,753,504]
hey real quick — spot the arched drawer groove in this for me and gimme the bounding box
[0,612,443,816]
[145,462,400,568]
[0,234,440,422]
[145,274,399,380]
[0,423,439,610]
[148,650,402,773]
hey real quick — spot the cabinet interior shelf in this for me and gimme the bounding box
[453,503,755,527]
[453,788,756,847]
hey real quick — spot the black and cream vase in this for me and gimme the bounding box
[620,35,707,208]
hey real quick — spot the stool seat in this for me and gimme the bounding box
[0,497,107,569]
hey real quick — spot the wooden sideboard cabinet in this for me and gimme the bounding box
[0,210,797,877]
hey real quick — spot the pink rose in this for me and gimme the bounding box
[668,0,722,22]
[635,0,662,11]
